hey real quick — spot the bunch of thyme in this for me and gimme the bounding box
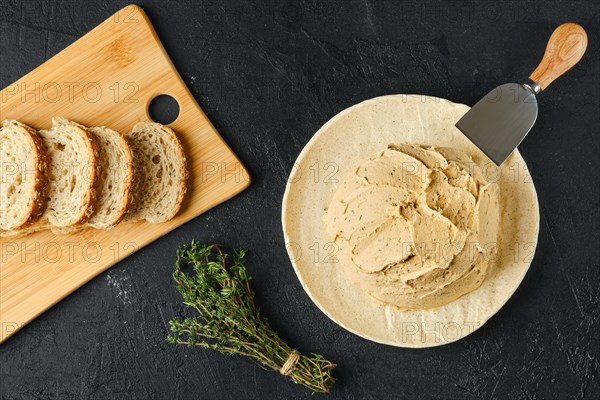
[167,240,336,393]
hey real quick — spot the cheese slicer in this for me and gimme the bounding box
[455,23,588,165]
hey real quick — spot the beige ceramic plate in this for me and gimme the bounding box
[282,95,540,347]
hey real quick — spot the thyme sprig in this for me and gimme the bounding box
[167,241,336,393]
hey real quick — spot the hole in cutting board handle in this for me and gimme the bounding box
[148,94,180,125]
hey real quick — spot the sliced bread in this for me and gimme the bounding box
[1,118,99,237]
[0,120,48,230]
[86,125,134,228]
[55,120,134,229]
[125,122,188,223]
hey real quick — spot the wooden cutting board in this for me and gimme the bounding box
[0,5,250,343]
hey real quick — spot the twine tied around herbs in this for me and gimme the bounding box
[279,350,300,376]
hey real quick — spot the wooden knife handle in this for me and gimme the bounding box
[529,23,588,91]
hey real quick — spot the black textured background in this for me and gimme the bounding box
[1,1,599,399]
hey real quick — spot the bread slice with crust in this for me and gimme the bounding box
[84,125,134,228]
[41,117,99,227]
[0,120,48,230]
[124,122,188,223]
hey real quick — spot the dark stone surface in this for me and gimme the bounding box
[1,1,599,399]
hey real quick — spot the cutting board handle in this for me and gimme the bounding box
[529,22,587,91]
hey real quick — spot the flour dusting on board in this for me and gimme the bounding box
[106,270,134,305]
